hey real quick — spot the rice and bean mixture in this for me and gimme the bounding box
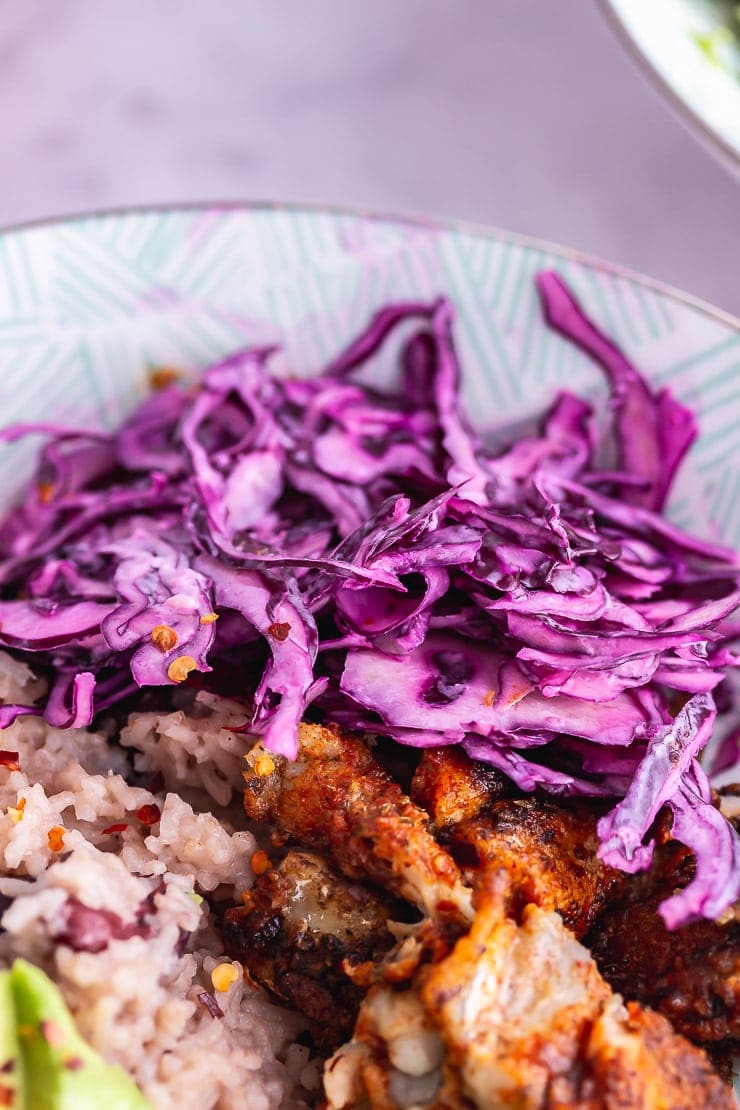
[0,651,318,1109]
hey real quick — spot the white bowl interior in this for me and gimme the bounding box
[603,0,740,173]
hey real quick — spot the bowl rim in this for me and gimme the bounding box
[1,198,738,332]
[597,0,740,182]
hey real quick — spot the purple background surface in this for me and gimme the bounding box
[0,0,738,313]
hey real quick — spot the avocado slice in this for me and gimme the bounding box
[0,969,24,1107]
[10,960,152,1110]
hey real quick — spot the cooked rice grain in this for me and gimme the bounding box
[0,653,315,1108]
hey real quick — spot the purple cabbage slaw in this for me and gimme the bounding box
[0,270,738,928]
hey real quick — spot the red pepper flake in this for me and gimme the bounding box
[252,751,275,778]
[0,1061,13,1074]
[197,991,224,1020]
[250,849,271,876]
[225,722,252,735]
[167,655,197,684]
[63,1056,84,1071]
[40,1019,66,1047]
[151,624,178,653]
[0,1086,13,1106]
[149,366,181,390]
[47,826,65,852]
[136,803,161,827]
[0,752,19,772]
[267,622,291,642]
[36,482,56,505]
[211,962,240,992]
[102,822,129,836]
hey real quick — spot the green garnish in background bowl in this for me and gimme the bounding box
[691,0,740,76]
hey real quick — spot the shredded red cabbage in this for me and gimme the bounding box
[0,271,738,928]
[51,895,153,954]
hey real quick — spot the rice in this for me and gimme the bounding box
[0,652,317,1109]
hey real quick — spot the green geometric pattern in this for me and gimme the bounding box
[0,204,737,547]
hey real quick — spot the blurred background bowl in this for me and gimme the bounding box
[600,0,740,175]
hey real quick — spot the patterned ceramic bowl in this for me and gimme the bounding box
[0,203,738,556]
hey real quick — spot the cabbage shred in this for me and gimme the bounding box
[0,271,738,928]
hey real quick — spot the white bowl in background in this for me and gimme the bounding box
[600,0,740,176]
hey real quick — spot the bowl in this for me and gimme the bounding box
[0,203,738,1101]
[0,202,738,551]
[600,0,740,175]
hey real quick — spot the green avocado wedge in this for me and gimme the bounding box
[0,970,24,1107]
[8,960,152,1110]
